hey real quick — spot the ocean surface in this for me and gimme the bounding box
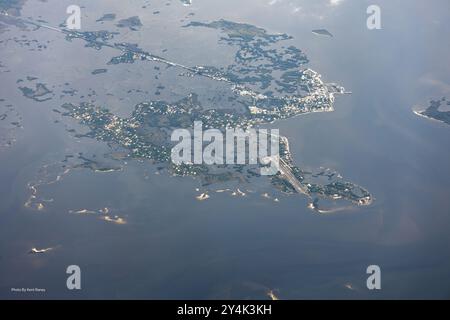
[0,0,449,299]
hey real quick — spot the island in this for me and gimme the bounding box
[414,97,450,126]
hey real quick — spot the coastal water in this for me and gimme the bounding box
[0,0,449,298]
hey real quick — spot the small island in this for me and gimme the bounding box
[414,97,450,126]
[312,29,333,37]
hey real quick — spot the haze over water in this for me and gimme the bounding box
[0,0,449,299]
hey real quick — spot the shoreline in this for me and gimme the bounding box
[412,108,447,125]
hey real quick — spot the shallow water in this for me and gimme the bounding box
[0,0,449,299]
